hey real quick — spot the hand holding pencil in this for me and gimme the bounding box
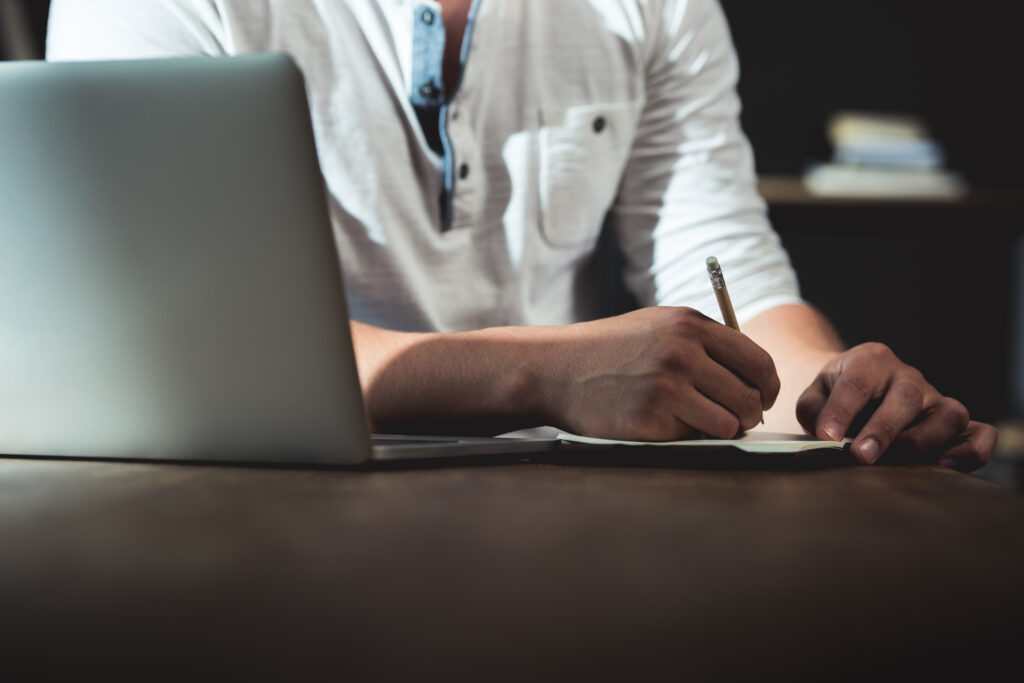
[538,302,780,442]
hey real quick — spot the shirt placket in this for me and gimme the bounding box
[409,0,482,234]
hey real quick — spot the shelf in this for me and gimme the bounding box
[758,175,1024,208]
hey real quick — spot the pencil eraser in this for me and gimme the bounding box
[706,256,720,271]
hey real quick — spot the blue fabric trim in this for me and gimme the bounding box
[409,4,445,107]
[409,0,483,232]
[439,101,455,230]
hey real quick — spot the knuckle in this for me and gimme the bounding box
[905,366,926,386]
[871,417,901,441]
[862,342,894,361]
[840,372,874,401]
[870,406,912,441]
[653,345,687,372]
[947,400,970,430]
[964,441,989,465]
[977,424,998,463]
[893,380,926,410]
[986,422,999,443]
[895,368,926,394]
[669,307,705,335]
[646,376,677,407]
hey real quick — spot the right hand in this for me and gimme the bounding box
[537,306,780,441]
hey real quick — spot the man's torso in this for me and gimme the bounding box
[215,0,649,331]
[47,0,800,333]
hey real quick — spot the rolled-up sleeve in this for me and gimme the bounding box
[47,0,224,61]
[609,0,802,324]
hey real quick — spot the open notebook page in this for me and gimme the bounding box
[556,432,852,454]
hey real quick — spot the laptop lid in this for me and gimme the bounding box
[0,54,375,465]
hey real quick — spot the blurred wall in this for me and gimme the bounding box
[721,0,1024,185]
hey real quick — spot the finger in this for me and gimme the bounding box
[937,421,998,472]
[702,324,780,411]
[814,363,889,443]
[897,397,970,454]
[693,358,764,432]
[851,377,926,464]
[796,376,829,436]
[676,387,741,439]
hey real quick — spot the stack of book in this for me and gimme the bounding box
[803,111,967,200]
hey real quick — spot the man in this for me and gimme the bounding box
[47,0,995,469]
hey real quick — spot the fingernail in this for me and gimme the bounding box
[857,437,880,464]
[822,420,842,441]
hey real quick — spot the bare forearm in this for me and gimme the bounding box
[352,307,781,441]
[743,304,844,433]
[351,320,549,435]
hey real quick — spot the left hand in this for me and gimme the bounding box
[795,342,997,471]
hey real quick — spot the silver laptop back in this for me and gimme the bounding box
[0,54,374,465]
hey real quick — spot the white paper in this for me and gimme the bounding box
[556,431,851,454]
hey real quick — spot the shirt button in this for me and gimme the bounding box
[593,116,606,133]
[419,82,440,99]
[421,9,435,25]
[459,163,470,179]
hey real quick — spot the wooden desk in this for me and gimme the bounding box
[2,455,1023,681]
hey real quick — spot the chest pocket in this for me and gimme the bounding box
[538,102,639,248]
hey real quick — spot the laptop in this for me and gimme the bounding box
[0,53,555,465]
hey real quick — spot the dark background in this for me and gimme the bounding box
[4,1,1023,427]
[721,0,1024,185]
[719,0,1023,427]
[20,0,47,40]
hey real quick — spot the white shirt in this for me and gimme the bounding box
[47,0,802,332]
